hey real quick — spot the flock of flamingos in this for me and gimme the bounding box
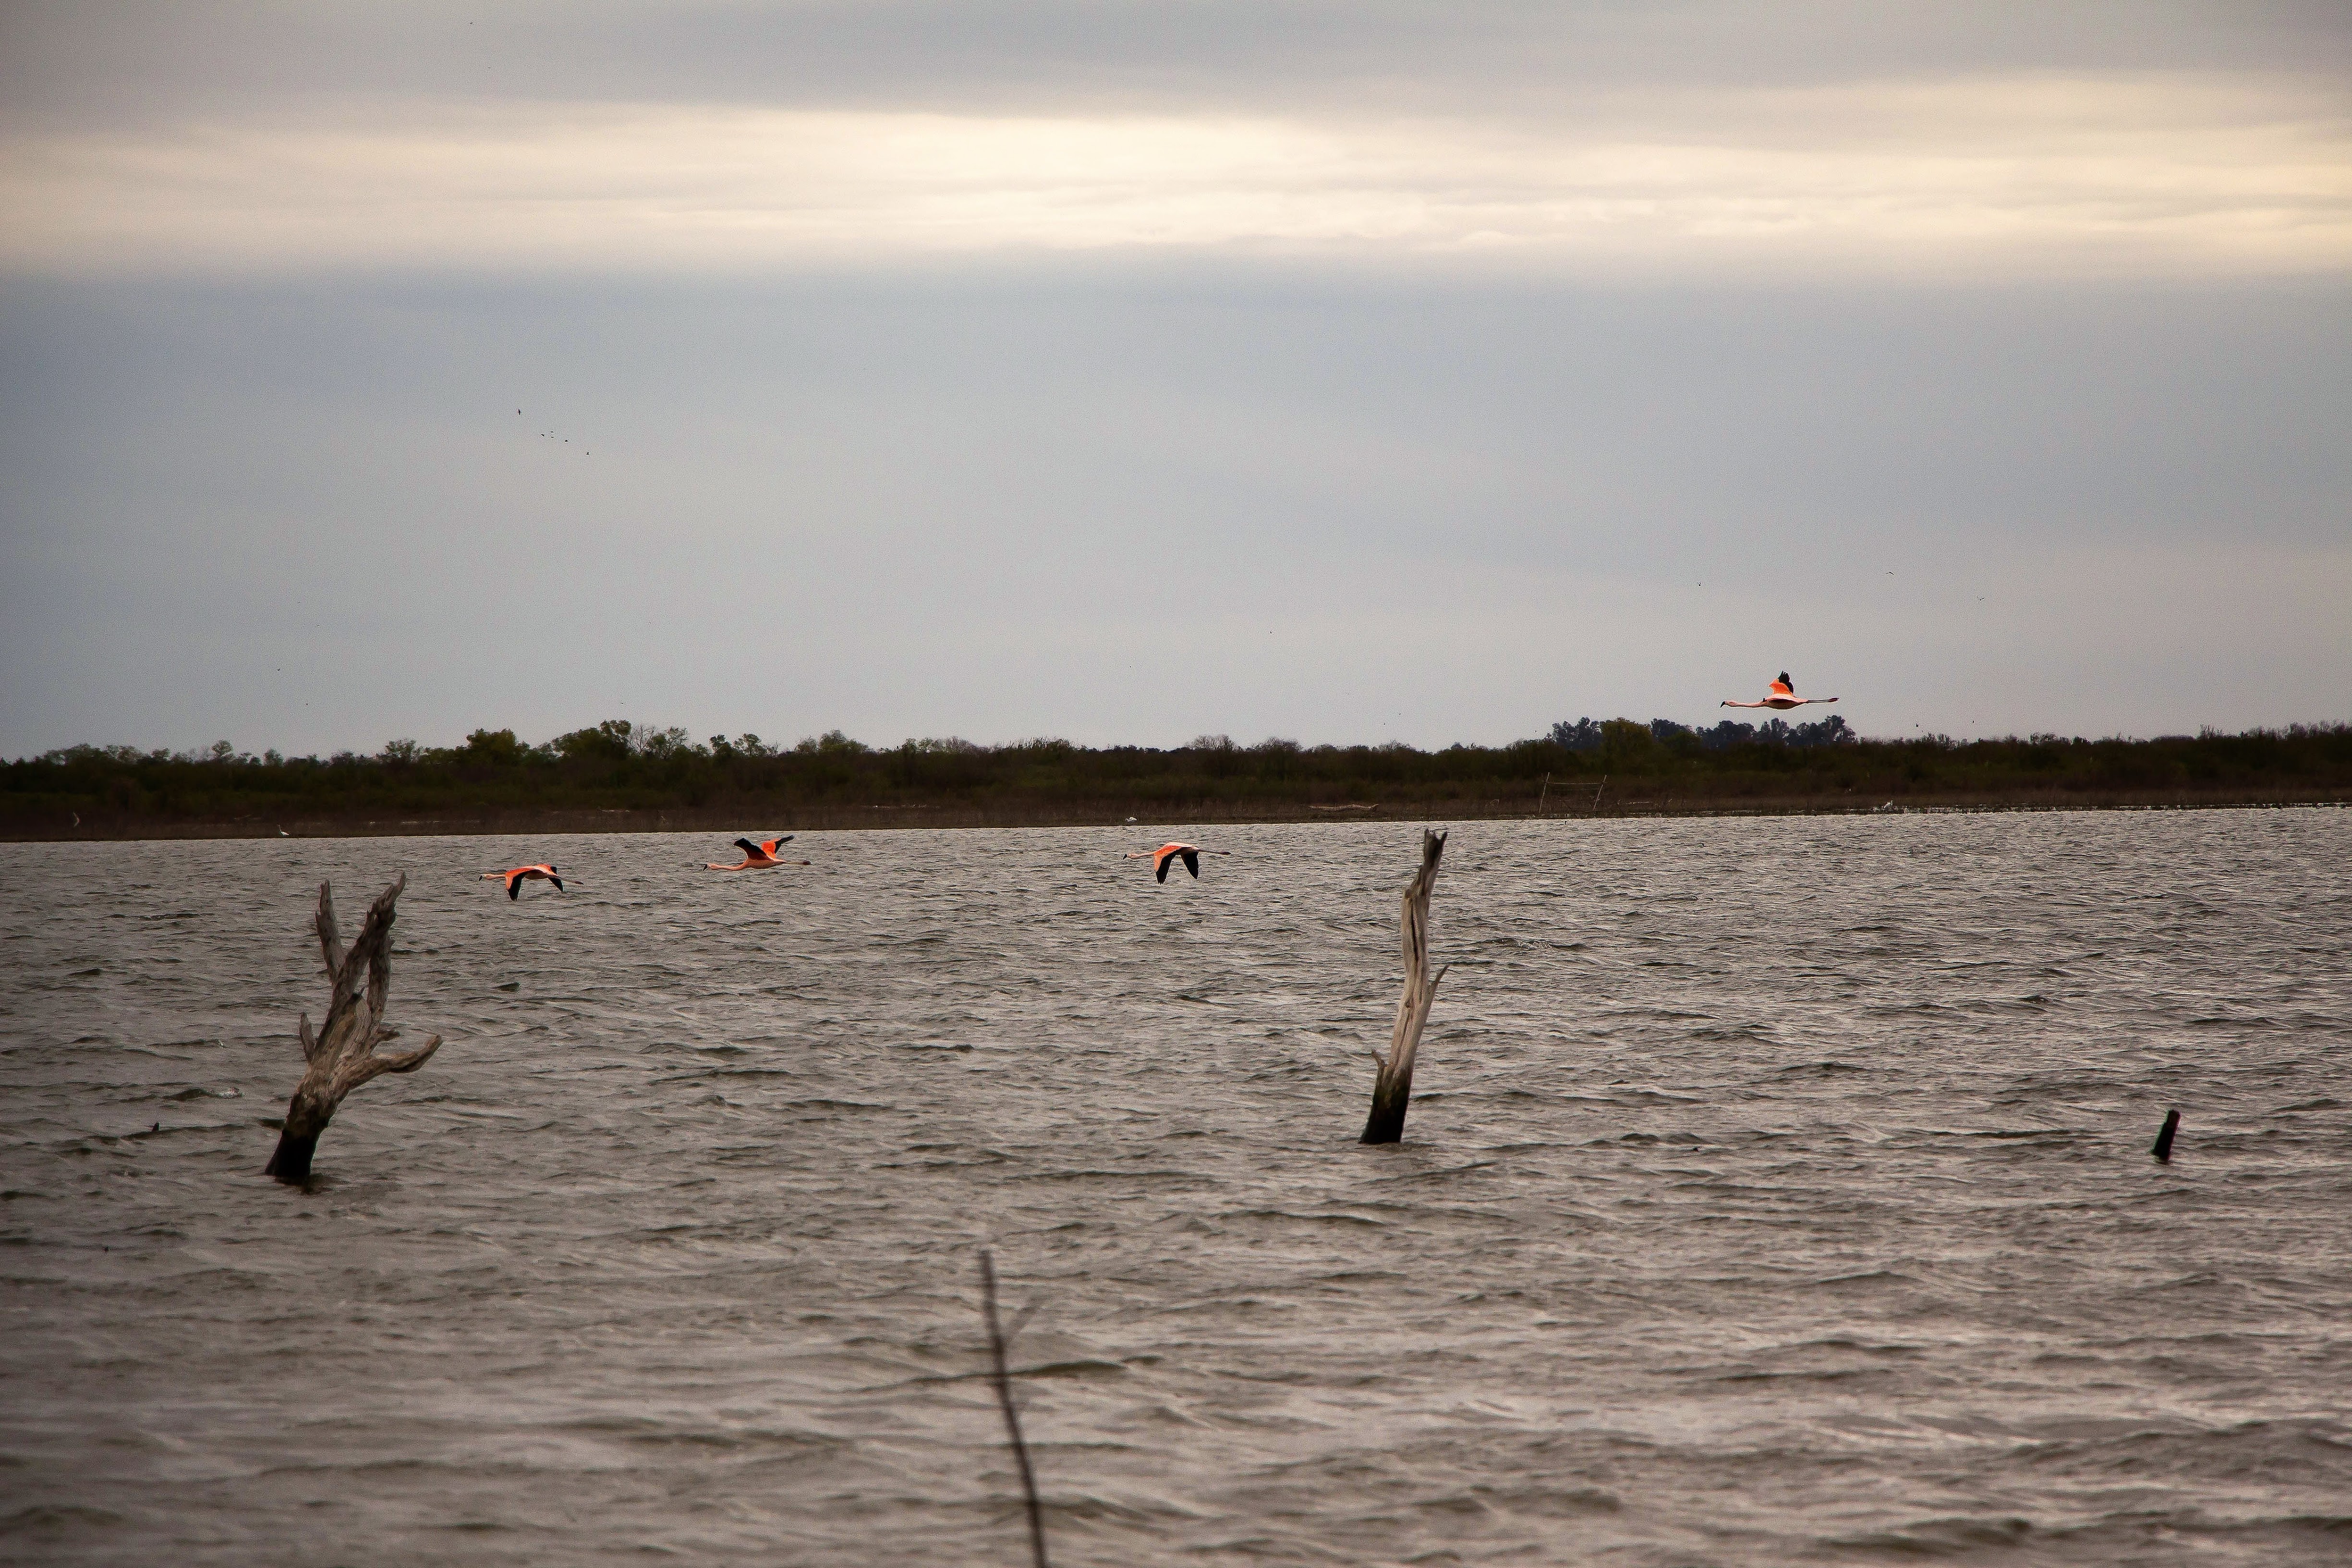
[481,673,1835,900]
[482,833,1230,898]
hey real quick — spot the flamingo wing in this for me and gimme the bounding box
[733,838,760,856]
[506,870,524,899]
[1154,847,1175,882]
[760,836,794,856]
[1180,848,1200,879]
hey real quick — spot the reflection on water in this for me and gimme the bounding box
[2,812,2349,1564]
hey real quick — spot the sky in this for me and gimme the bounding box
[2,1,2347,755]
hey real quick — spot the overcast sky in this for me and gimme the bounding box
[2,1,2347,754]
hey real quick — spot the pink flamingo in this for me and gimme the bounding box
[483,864,563,900]
[1722,672,1839,711]
[705,836,802,871]
[1126,841,1231,883]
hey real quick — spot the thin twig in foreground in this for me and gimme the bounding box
[980,1249,1049,1568]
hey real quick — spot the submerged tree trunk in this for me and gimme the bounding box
[1361,829,1448,1145]
[979,1250,1049,1568]
[265,876,443,1182]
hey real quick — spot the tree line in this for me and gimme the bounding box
[1549,714,1858,751]
[6,718,2348,835]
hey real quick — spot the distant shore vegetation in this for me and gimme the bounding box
[8,717,2348,839]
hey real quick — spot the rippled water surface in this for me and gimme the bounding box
[3,813,2349,1565]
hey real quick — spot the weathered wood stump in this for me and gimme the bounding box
[264,876,443,1182]
[1361,829,1448,1145]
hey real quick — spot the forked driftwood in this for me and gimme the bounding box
[1361,829,1448,1144]
[264,876,443,1182]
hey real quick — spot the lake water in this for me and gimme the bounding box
[2,812,2348,1565]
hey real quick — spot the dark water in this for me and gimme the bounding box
[3,812,2349,1566]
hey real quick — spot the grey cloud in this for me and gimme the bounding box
[3,0,2346,131]
[2,4,2342,758]
[3,267,2345,757]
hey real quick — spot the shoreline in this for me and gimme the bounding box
[9,787,2344,841]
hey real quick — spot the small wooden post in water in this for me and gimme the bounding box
[264,876,443,1182]
[2151,1108,2181,1162]
[1361,829,1449,1145]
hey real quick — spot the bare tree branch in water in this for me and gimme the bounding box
[264,876,442,1182]
[979,1249,1049,1568]
[1362,829,1448,1144]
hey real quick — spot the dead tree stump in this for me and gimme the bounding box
[1361,829,1448,1144]
[265,876,443,1182]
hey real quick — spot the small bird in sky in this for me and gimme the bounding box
[1722,672,1839,711]
[1127,841,1230,882]
[484,864,564,899]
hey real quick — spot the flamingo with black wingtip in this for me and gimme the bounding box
[484,864,564,899]
[1722,672,1839,711]
[1126,841,1231,882]
[705,835,800,871]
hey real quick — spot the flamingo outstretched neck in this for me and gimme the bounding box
[1722,671,1839,711]
[705,835,799,871]
[483,864,563,899]
[1125,841,1230,882]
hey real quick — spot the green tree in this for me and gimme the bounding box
[1598,718,1658,771]
[464,728,527,765]
[554,720,634,762]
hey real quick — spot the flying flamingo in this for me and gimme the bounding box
[1126,841,1231,882]
[484,864,563,899]
[1722,672,1839,711]
[704,835,800,871]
